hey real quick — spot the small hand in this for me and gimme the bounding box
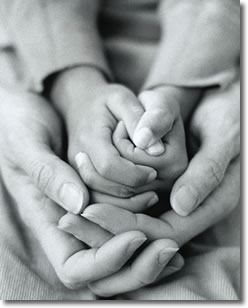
[50,67,158,207]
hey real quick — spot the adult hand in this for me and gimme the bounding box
[60,154,239,295]
[59,79,240,296]
[0,85,90,214]
[0,86,181,291]
[171,79,240,216]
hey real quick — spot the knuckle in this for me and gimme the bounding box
[116,185,134,198]
[31,160,55,193]
[205,158,225,186]
[98,161,113,179]
[109,87,130,105]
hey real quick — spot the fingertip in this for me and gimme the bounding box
[171,185,199,216]
[133,127,153,149]
[146,140,165,156]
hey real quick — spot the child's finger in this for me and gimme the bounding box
[58,213,113,248]
[133,90,179,150]
[88,239,179,297]
[89,136,157,187]
[107,87,144,139]
[90,190,159,212]
[113,121,188,185]
[75,152,135,198]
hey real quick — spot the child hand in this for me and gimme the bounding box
[113,86,189,194]
[50,67,158,208]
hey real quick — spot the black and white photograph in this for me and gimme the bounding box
[0,0,241,301]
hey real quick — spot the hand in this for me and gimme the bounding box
[0,87,179,291]
[0,86,89,214]
[50,66,159,208]
[60,153,239,295]
[112,86,190,193]
[170,79,240,216]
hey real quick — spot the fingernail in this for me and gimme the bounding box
[57,221,71,230]
[59,183,84,213]
[146,169,157,184]
[162,265,181,277]
[172,185,198,216]
[127,237,147,255]
[133,127,153,149]
[147,193,159,207]
[146,141,165,156]
[158,247,179,265]
[75,152,85,168]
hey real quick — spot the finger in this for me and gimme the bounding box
[58,213,113,248]
[145,140,165,156]
[75,152,134,198]
[107,87,144,139]
[5,170,148,289]
[63,231,147,287]
[87,131,157,187]
[133,90,179,149]
[82,204,169,240]
[170,139,234,216]
[17,142,89,214]
[89,239,179,297]
[90,190,159,212]
[157,253,185,280]
[160,156,240,247]
[82,157,240,248]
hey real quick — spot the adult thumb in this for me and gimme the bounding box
[19,142,89,214]
[170,140,232,216]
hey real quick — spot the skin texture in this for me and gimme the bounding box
[0,86,182,292]
[59,79,240,296]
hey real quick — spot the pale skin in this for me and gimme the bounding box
[0,78,239,295]
[59,79,240,296]
[0,0,240,296]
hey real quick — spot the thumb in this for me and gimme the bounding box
[133,89,179,153]
[19,142,89,214]
[170,139,232,216]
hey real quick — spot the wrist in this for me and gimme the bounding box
[150,85,203,122]
[49,66,108,116]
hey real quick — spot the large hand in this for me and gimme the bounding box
[171,79,240,216]
[0,87,172,290]
[0,86,90,214]
[60,154,239,295]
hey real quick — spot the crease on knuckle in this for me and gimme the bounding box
[206,158,225,186]
[31,161,54,193]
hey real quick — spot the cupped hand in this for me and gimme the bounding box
[60,153,239,295]
[0,87,180,291]
[170,79,240,216]
[0,85,89,214]
[50,66,161,208]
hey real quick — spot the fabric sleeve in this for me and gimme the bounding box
[144,0,240,90]
[1,0,111,92]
